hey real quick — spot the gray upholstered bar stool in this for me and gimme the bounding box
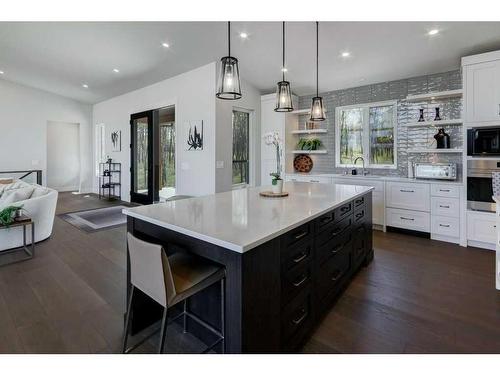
[123,233,226,354]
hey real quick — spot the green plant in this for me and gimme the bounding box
[270,172,282,185]
[0,205,23,227]
[297,138,322,151]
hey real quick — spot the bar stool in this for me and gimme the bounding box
[123,233,226,354]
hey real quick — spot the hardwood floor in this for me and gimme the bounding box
[0,192,499,353]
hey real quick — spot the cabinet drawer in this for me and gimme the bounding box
[283,222,311,247]
[386,208,430,232]
[430,184,460,198]
[332,177,384,193]
[431,215,460,238]
[315,210,335,232]
[352,225,368,265]
[467,211,497,244]
[317,247,350,300]
[317,215,352,248]
[282,261,312,304]
[353,196,365,208]
[282,289,312,341]
[334,201,353,223]
[354,206,366,224]
[316,231,352,265]
[431,196,460,217]
[386,182,430,211]
[282,239,312,271]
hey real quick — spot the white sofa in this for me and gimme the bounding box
[0,180,58,252]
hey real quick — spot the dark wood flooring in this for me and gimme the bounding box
[0,192,499,353]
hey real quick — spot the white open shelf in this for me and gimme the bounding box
[405,89,463,102]
[291,129,328,134]
[290,109,311,114]
[407,148,463,154]
[403,119,463,127]
[291,150,328,154]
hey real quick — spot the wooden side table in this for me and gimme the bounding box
[0,215,35,266]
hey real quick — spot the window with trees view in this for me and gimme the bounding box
[335,101,397,168]
[232,110,250,185]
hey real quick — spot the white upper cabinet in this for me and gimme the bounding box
[463,51,500,126]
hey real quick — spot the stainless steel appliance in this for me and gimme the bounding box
[414,163,457,180]
[467,159,500,212]
[467,127,500,156]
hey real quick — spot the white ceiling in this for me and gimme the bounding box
[1,22,500,104]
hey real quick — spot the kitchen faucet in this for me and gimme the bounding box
[353,156,369,176]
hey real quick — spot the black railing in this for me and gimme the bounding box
[0,170,42,185]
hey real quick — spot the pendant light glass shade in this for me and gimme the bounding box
[216,22,242,100]
[310,22,326,121]
[275,22,293,112]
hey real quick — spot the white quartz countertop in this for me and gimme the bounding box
[123,182,374,253]
[287,172,464,185]
[493,196,500,204]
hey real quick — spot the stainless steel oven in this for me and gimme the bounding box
[467,159,500,212]
[467,127,500,156]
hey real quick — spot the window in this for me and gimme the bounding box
[232,110,250,185]
[95,123,105,177]
[335,101,397,168]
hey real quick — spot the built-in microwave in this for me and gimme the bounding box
[467,127,500,156]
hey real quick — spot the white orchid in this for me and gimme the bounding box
[263,131,283,181]
[263,131,282,146]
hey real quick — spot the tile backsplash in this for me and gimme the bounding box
[294,70,463,180]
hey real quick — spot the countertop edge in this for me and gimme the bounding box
[123,187,374,254]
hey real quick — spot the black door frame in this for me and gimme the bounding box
[130,110,159,204]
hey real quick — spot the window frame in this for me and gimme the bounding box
[231,108,252,188]
[335,100,398,169]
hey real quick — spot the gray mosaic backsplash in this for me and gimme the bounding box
[294,70,463,180]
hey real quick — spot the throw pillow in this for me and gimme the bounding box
[0,186,35,207]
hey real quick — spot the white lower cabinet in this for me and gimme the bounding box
[431,196,460,217]
[467,210,497,246]
[386,208,430,232]
[431,215,460,238]
[386,182,430,212]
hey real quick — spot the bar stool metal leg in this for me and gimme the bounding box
[158,307,169,354]
[183,299,188,333]
[122,286,135,353]
[221,277,225,354]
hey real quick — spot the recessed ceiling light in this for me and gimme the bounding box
[428,29,439,36]
[240,32,248,39]
[281,67,288,73]
[341,51,350,58]
[0,70,4,75]
[162,42,170,48]
[82,84,89,88]
[113,68,120,73]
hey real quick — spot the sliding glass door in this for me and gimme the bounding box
[130,111,154,204]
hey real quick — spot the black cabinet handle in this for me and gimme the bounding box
[331,270,344,282]
[292,274,308,287]
[294,231,308,240]
[439,224,450,228]
[355,211,364,218]
[400,189,414,193]
[320,216,332,224]
[292,309,308,325]
[332,226,347,237]
[332,244,344,254]
[292,251,308,263]
[400,216,415,221]
[340,205,350,212]
[439,205,450,209]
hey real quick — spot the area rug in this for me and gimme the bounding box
[58,205,129,233]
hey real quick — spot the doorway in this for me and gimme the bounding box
[46,121,80,192]
[130,106,176,204]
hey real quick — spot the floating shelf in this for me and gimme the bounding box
[291,109,311,114]
[403,119,463,127]
[292,150,328,154]
[407,148,463,154]
[406,89,463,102]
[291,129,328,134]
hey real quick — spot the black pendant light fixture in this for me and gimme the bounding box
[216,21,242,100]
[274,21,293,112]
[310,21,326,121]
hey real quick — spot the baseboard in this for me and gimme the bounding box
[52,185,79,192]
[431,233,460,245]
[467,240,496,251]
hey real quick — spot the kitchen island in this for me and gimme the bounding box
[123,182,374,353]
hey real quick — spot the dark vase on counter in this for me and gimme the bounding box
[434,128,450,149]
[434,107,442,121]
[418,108,425,122]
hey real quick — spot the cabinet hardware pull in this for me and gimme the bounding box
[292,252,308,263]
[310,180,319,183]
[400,216,414,221]
[355,211,364,218]
[294,231,308,240]
[320,216,332,224]
[331,270,344,281]
[292,309,307,325]
[332,244,344,254]
[292,274,308,287]
[439,205,450,208]
[439,224,450,228]
[340,206,350,212]
[400,189,414,193]
[439,189,450,192]
[332,226,347,236]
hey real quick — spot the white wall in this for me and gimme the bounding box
[47,121,81,191]
[215,79,262,193]
[93,63,217,200]
[0,79,93,190]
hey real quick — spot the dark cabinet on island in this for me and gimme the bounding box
[123,182,374,353]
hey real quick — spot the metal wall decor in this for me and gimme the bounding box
[216,22,242,100]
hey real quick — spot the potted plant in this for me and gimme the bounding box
[263,131,284,194]
[0,205,24,227]
[297,138,322,151]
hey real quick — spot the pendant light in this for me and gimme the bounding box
[274,21,293,112]
[310,21,326,121]
[216,21,242,100]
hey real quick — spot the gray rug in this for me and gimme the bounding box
[59,205,128,233]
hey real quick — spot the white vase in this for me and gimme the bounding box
[272,179,283,194]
